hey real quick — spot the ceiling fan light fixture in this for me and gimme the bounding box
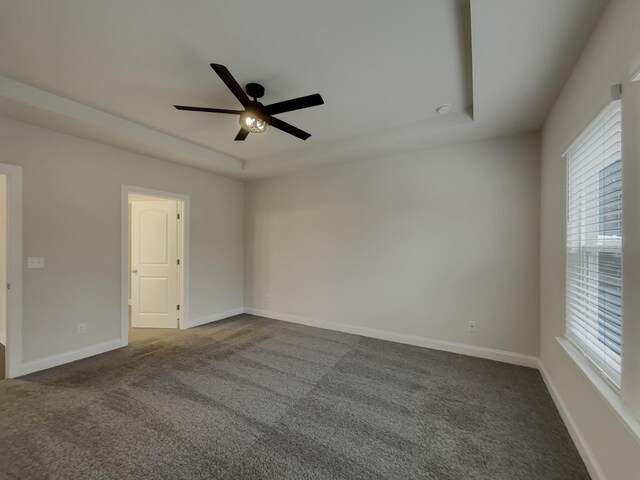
[240,112,268,133]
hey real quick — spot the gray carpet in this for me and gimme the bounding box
[0,314,588,479]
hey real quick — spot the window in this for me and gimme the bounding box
[565,100,623,388]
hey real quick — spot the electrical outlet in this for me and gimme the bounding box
[467,321,477,333]
[77,322,87,334]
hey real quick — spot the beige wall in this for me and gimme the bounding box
[245,133,541,356]
[0,174,5,346]
[0,117,244,363]
[540,1,640,478]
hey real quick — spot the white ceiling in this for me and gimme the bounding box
[0,0,607,179]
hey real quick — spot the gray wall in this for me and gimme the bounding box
[245,133,541,356]
[0,117,245,363]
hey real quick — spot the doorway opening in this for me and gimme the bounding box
[121,186,189,345]
[0,163,22,379]
[1,174,6,379]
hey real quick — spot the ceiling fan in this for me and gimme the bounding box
[174,64,324,141]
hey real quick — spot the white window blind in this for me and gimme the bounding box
[566,99,623,388]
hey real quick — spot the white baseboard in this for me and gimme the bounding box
[244,308,539,368]
[21,338,127,376]
[183,307,245,329]
[537,359,606,480]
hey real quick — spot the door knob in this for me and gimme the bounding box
[131,269,138,274]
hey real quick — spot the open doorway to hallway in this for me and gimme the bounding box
[127,191,185,343]
[0,163,21,379]
[0,174,6,379]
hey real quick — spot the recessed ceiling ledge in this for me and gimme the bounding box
[0,75,244,174]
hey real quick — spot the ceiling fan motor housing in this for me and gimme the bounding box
[245,82,265,100]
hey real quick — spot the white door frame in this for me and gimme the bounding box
[121,185,189,344]
[0,163,22,378]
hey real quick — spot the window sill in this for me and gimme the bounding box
[556,336,640,443]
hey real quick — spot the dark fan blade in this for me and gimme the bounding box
[264,93,324,116]
[210,64,250,107]
[174,105,242,114]
[268,116,311,140]
[234,128,250,141]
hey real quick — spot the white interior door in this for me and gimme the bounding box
[131,200,178,328]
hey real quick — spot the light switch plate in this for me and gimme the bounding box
[27,256,45,269]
